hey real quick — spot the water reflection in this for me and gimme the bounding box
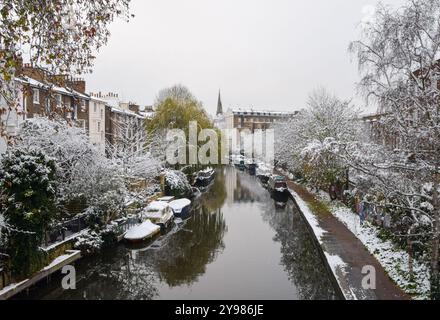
[151,207,227,287]
[260,200,339,300]
[19,166,338,300]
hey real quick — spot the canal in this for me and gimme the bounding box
[20,166,339,300]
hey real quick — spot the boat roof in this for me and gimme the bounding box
[169,198,191,210]
[157,196,175,202]
[146,201,169,211]
[200,167,214,173]
[124,220,159,240]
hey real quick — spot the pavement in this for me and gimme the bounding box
[282,177,410,300]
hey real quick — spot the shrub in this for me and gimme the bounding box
[164,170,192,198]
[0,150,57,278]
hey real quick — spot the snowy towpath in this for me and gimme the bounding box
[281,176,410,300]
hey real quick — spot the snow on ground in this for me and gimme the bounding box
[321,198,431,299]
[325,252,348,275]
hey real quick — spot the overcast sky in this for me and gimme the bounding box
[84,0,405,116]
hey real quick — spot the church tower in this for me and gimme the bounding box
[216,90,223,116]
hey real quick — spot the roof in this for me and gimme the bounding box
[169,199,191,210]
[139,111,155,119]
[229,108,296,117]
[15,76,90,100]
[89,95,108,104]
[110,106,146,119]
[146,201,169,211]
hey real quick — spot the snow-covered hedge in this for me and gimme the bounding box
[164,169,192,198]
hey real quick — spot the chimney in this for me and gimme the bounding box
[68,77,86,93]
[22,63,46,82]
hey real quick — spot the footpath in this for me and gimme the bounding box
[284,177,410,300]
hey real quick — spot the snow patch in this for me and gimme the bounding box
[326,201,430,298]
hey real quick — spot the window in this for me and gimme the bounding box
[93,102,97,113]
[73,105,78,120]
[101,108,104,119]
[33,89,40,104]
[80,99,86,112]
[55,94,62,108]
[97,121,101,133]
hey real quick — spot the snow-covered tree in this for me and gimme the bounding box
[106,115,161,181]
[275,87,359,189]
[349,0,440,298]
[11,118,127,219]
[0,0,132,139]
[0,149,57,277]
[164,169,192,198]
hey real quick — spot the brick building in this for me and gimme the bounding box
[17,64,90,130]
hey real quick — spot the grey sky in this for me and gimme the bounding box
[84,0,405,116]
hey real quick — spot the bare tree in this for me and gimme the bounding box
[106,115,160,181]
[349,0,440,297]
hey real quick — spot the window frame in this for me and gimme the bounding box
[33,88,40,104]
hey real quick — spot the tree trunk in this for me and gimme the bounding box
[432,176,440,299]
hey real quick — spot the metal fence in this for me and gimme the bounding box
[114,217,141,236]
[44,216,88,248]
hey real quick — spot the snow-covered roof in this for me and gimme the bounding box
[112,107,146,119]
[169,198,191,211]
[229,108,296,117]
[71,89,90,100]
[124,220,160,241]
[89,95,108,104]
[146,201,169,212]
[15,76,90,100]
[199,167,214,174]
[139,111,155,119]
[157,196,175,202]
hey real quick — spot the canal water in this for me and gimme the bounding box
[20,166,339,300]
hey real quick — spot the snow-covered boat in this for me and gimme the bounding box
[194,167,216,188]
[268,175,289,194]
[257,164,273,187]
[143,201,174,227]
[124,220,161,243]
[169,198,192,219]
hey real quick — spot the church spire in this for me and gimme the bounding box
[216,90,223,115]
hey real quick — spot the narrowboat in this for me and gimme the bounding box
[143,201,174,228]
[124,220,161,243]
[268,175,289,194]
[194,167,216,188]
[169,198,192,219]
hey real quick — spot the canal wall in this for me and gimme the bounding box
[287,192,346,300]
